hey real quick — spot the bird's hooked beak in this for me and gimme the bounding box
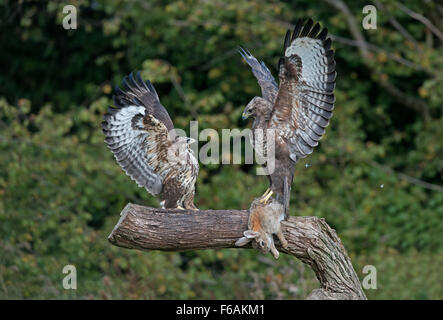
[186,137,196,145]
[242,111,249,120]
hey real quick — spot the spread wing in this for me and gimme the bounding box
[239,47,279,104]
[270,19,336,161]
[113,72,174,132]
[102,72,180,195]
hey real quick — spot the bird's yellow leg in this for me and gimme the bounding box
[259,190,274,204]
[260,188,271,199]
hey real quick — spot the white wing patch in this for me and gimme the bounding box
[103,105,164,195]
[272,19,336,162]
[285,38,330,92]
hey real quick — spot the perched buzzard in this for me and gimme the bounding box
[240,18,336,216]
[102,72,199,209]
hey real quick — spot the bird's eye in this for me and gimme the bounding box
[259,240,265,248]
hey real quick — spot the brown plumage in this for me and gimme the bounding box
[240,18,336,217]
[102,72,199,209]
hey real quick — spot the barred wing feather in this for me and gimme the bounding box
[102,73,176,195]
[271,19,336,161]
[238,47,279,104]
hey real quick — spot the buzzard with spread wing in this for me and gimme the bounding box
[102,72,199,209]
[240,19,336,216]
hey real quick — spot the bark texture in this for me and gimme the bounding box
[108,203,367,300]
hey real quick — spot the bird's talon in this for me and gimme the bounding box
[259,190,273,204]
[260,188,271,199]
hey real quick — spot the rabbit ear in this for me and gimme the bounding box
[235,236,251,247]
[243,230,260,239]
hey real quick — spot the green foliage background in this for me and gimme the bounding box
[0,0,442,299]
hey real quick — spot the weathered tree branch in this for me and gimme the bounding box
[369,160,443,192]
[329,34,430,73]
[324,0,431,121]
[396,2,443,42]
[108,203,367,300]
[373,0,422,53]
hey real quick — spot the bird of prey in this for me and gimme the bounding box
[102,72,199,209]
[240,18,336,216]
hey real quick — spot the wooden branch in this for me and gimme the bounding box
[330,34,430,73]
[396,2,443,42]
[108,203,367,300]
[369,160,443,192]
[324,0,431,121]
[373,0,421,52]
